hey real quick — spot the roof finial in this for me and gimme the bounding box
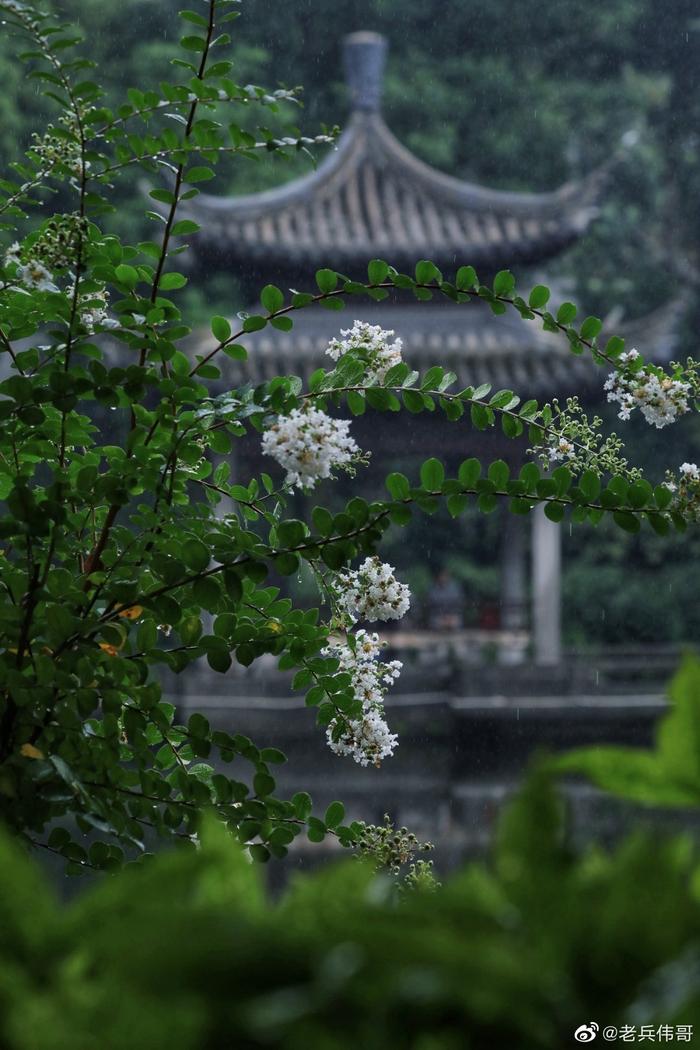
[343,31,387,113]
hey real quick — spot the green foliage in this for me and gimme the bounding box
[553,655,700,806]
[1,782,700,1049]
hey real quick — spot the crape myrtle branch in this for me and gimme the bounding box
[93,85,304,137]
[146,0,218,319]
[68,479,666,642]
[191,269,628,379]
[91,135,338,180]
[0,0,91,221]
[8,477,632,682]
[0,0,336,220]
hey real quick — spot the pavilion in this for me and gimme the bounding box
[184,32,680,665]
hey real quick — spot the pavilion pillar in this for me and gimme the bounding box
[531,504,562,666]
[500,511,527,631]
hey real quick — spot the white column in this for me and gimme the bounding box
[500,511,527,631]
[531,504,562,665]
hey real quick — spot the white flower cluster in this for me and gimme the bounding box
[80,287,119,332]
[261,405,360,490]
[604,349,690,429]
[4,242,21,268]
[19,260,57,292]
[531,396,642,481]
[665,462,700,523]
[323,630,401,767]
[4,215,91,298]
[546,435,575,464]
[326,320,403,383]
[335,556,411,623]
[5,242,57,291]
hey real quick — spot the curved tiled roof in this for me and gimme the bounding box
[185,33,606,274]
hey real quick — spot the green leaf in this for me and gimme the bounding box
[137,619,158,651]
[211,315,231,342]
[578,471,601,501]
[253,771,275,797]
[114,264,138,289]
[184,166,215,183]
[647,512,670,536]
[249,844,270,863]
[402,389,425,413]
[207,647,232,673]
[275,552,299,576]
[489,389,516,409]
[277,519,306,546]
[159,272,187,290]
[307,816,327,842]
[321,543,347,570]
[552,466,572,496]
[324,801,345,828]
[477,492,497,514]
[180,34,205,51]
[347,390,366,416]
[368,259,389,283]
[242,315,266,333]
[386,472,410,500]
[312,506,334,536]
[192,576,221,610]
[627,480,652,509]
[181,538,210,573]
[420,458,445,491]
[613,510,641,533]
[421,365,445,390]
[171,219,200,236]
[493,270,515,296]
[222,344,247,361]
[188,712,210,738]
[455,265,477,290]
[261,284,284,313]
[655,484,674,510]
[528,285,550,308]
[470,403,490,430]
[544,503,565,523]
[315,268,337,293]
[487,460,509,489]
[605,336,626,358]
[260,747,286,765]
[179,10,208,26]
[415,259,442,284]
[519,463,540,490]
[366,388,395,411]
[292,791,313,819]
[580,316,603,341]
[447,493,468,518]
[556,302,577,325]
[458,458,481,488]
